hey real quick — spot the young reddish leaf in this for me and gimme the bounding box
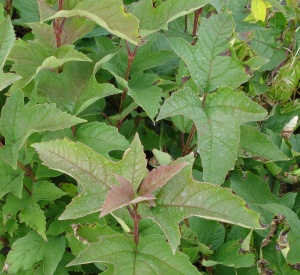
[100,175,135,218]
[138,162,188,195]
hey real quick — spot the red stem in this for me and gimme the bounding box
[119,42,139,114]
[4,0,13,15]
[54,0,65,48]
[191,8,202,46]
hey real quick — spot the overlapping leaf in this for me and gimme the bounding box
[32,135,148,219]
[169,13,249,92]
[5,231,65,274]
[76,122,130,158]
[157,87,267,184]
[239,125,289,161]
[8,40,91,92]
[38,62,122,115]
[130,0,211,37]
[141,156,262,253]
[68,234,199,274]
[28,18,95,51]
[45,0,140,45]
[0,90,85,168]
[0,16,21,91]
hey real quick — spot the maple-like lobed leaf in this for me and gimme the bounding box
[68,234,200,274]
[0,90,85,168]
[157,87,267,184]
[170,12,249,92]
[141,157,263,253]
[33,134,148,220]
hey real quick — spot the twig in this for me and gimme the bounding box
[191,8,202,46]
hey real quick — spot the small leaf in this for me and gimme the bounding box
[0,158,24,198]
[141,158,263,253]
[251,0,267,22]
[157,87,267,184]
[169,13,249,92]
[100,175,135,218]
[0,90,85,168]
[45,0,140,45]
[68,234,200,274]
[138,162,188,195]
[202,239,255,268]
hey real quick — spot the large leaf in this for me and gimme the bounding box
[68,234,199,274]
[32,135,148,219]
[130,0,211,37]
[12,0,39,24]
[141,156,262,253]
[38,62,122,115]
[5,231,65,274]
[45,0,140,45]
[0,90,85,168]
[0,16,21,91]
[157,87,267,184]
[169,13,249,92]
[239,125,289,161]
[8,40,91,92]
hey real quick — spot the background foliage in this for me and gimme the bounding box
[0,0,299,274]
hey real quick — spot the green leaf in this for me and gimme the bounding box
[3,192,47,239]
[32,181,66,202]
[130,0,211,37]
[45,0,140,45]
[157,87,267,184]
[8,40,91,92]
[169,13,249,92]
[12,0,40,24]
[32,134,148,219]
[38,62,122,115]
[189,217,225,250]
[239,125,289,161]
[260,238,299,275]
[259,204,300,265]
[128,74,164,120]
[0,16,21,91]
[231,172,296,222]
[68,234,199,274]
[249,29,286,71]
[251,0,267,22]
[0,158,24,198]
[5,231,66,274]
[141,157,262,253]
[0,90,85,168]
[29,17,95,51]
[202,239,255,268]
[76,122,130,158]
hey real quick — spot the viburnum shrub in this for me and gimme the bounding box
[0,0,299,274]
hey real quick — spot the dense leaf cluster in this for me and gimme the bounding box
[0,0,299,274]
